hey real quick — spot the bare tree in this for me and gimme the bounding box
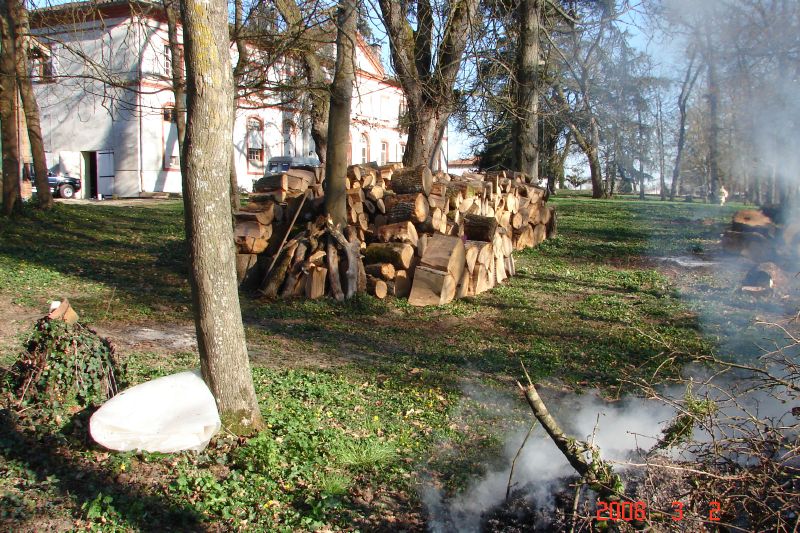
[274,0,331,164]
[378,0,479,168]
[180,0,263,434]
[0,0,20,216]
[669,51,699,201]
[12,0,52,209]
[325,0,356,227]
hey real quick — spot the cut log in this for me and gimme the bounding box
[464,214,497,242]
[390,165,433,195]
[385,193,429,223]
[253,174,288,192]
[366,275,388,299]
[408,265,456,306]
[363,242,414,269]
[305,265,327,299]
[495,255,507,284]
[365,262,396,281]
[731,209,775,236]
[377,221,418,246]
[366,185,385,201]
[234,221,272,254]
[419,234,465,284]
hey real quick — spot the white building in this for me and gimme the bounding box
[29,0,418,198]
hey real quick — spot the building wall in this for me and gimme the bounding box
[32,3,409,196]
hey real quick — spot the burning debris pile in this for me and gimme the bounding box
[234,163,555,305]
[722,207,800,296]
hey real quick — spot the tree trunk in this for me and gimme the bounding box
[706,42,720,205]
[656,94,666,201]
[181,0,263,435]
[11,0,52,209]
[163,0,186,166]
[324,0,357,227]
[403,104,447,168]
[587,119,604,199]
[512,0,540,180]
[0,0,20,216]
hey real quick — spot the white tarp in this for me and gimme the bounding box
[89,370,220,453]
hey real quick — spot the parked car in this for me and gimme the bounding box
[31,172,82,199]
[266,155,321,174]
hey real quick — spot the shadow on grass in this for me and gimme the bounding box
[0,409,204,532]
[0,202,191,316]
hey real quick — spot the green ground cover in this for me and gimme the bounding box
[0,194,786,530]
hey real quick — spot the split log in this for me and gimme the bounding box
[514,224,535,250]
[408,266,456,306]
[417,234,429,258]
[261,241,299,299]
[390,165,433,195]
[377,221,418,246]
[366,275,388,299]
[532,224,546,246]
[456,267,472,299]
[326,240,345,301]
[305,265,327,299]
[365,262,396,281]
[545,208,558,238]
[389,269,412,298]
[419,234,465,284]
[464,214,497,242]
[363,242,414,270]
[280,241,309,298]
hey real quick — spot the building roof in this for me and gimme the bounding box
[449,157,479,166]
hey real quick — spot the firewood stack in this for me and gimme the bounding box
[233,163,555,305]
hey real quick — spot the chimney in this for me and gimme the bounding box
[370,43,381,61]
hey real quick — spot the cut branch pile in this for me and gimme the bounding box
[234,163,556,306]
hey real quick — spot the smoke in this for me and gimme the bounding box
[658,0,800,206]
[422,385,676,531]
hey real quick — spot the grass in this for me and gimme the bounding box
[0,194,794,530]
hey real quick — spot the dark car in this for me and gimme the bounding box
[31,172,82,199]
[266,156,321,174]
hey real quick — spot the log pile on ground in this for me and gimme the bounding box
[721,206,800,297]
[234,163,556,306]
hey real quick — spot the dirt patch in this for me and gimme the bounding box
[0,297,44,358]
[92,322,198,355]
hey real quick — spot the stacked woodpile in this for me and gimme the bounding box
[234,163,556,306]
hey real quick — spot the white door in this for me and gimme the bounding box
[97,151,115,196]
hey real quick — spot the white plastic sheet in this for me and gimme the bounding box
[90,370,220,453]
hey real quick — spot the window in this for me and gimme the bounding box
[398,100,407,121]
[247,118,264,172]
[282,120,294,157]
[380,142,388,165]
[28,46,54,82]
[163,105,179,168]
[398,143,406,161]
[164,44,172,77]
[360,133,369,164]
